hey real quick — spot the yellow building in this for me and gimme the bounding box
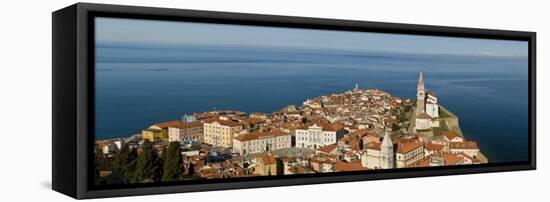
[169,121,204,143]
[141,120,183,142]
[203,119,243,148]
[181,121,204,143]
[141,129,163,142]
[255,154,277,176]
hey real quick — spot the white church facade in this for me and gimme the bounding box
[361,130,394,169]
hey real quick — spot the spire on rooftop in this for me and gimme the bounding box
[417,70,425,91]
[381,129,393,148]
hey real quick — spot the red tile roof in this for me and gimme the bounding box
[154,120,185,128]
[425,143,444,152]
[458,152,481,163]
[365,142,381,150]
[322,123,344,132]
[239,118,264,126]
[261,155,277,165]
[443,154,464,165]
[181,121,202,128]
[450,141,479,150]
[334,162,368,172]
[318,144,338,153]
[396,141,424,154]
[204,118,242,127]
[412,157,431,167]
[296,122,344,132]
[234,129,289,142]
[443,131,461,140]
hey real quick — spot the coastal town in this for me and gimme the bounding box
[95,71,487,184]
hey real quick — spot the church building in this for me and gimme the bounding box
[361,129,395,169]
[415,71,440,131]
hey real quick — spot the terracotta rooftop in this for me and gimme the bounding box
[458,152,481,163]
[367,89,388,95]
[204,118,242,127]
[99,171,112,177]
[317,144,338,153]
[234,129,289,142]
[450,141,479,150]
[443,131,461,140]
[352,129,370,136]
[348,139,361,151]
[310,157,334,164]
[413,157,431,167]
[334,162,369,172]
[296,122,344,132]
[261,155,277,165]
[192,112,218,119]
[181,121,202,128]
[239,118,265,125]
[396,141,424,154]
[287,166,312,174]
[153,120,185,128]
[323,123,344,132]
[365,142,381,150]
[425,143,445,152]
[443,154,464,165]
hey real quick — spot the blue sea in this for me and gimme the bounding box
[95,43,529,163]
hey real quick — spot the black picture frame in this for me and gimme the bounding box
[52,2,536,199]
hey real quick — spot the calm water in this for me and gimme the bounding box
[95,43,529,163]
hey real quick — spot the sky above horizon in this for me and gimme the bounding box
[95,17,528,57]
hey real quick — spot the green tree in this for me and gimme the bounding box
[136,140,162,182]
[276,158,284,176]
[111,143,139,183]
[404,104,412,112]
[162,142,183,182]
[112,143,130,172]
[391,123,399,131]
[125,147,138,183]
[94,147,106,185]
[397,113,408,122]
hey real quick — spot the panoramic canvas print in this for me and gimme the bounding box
[93,17,528,185]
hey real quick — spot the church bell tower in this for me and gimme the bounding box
[380,129,394,169]
[416,71,426,115]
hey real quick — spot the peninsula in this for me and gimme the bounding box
[94,71,487,184]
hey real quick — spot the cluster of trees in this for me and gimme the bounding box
[94,140,185,185]
[395,102,414,125]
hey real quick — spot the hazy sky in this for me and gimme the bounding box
[95,17,528,57]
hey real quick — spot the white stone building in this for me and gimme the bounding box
[295,123,345,149]
[361,130,394,169]
[415,113,432,130]
[425,92,439,118]
[395,141,424,168]
[449,141,480,158]
[232,130,292,155]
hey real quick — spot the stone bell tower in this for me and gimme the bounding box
[416,71,426,116]
[380,129,394,169]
